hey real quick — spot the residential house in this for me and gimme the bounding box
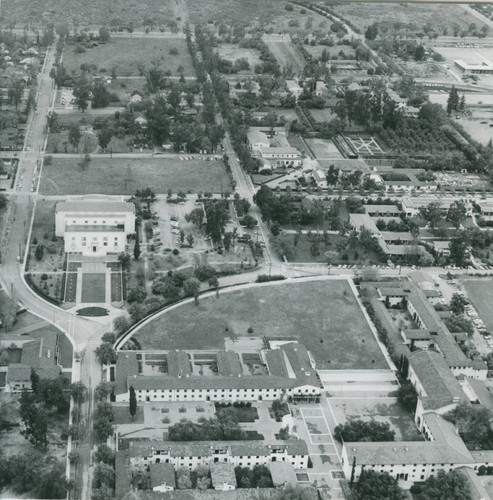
[210,462,237,491]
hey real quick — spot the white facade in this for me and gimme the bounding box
[55,196,135,256]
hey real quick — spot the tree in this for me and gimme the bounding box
[95,444,115,465]
[334,420,395,442]
[449,234,469,266]
[208,276,219,296]
[353,470,406,500]
[93,463,115,490]
[0,293,17,333]
[70,381,87,404]
[397,380,418,412]
[38,462,69,499]
[450,293,468,315]
[419,202,442,228]
[447,200,467,229]
[93,402,114,442]
[447,85,460,115]
[35,244,45,261]
[444,403,492,448]
[99,26,111,42]
[271,233,296,261]
[97,127,113,152]
[185,208,205,227]
[95,382,114,401]
[19,393,48,447]
[420,470,472,500]
[73,76,91,112]
[186,233,194,247]
[68,124,81,152]
[134,230,141,260]
[118,252,131,271]
[272,484,316,500]
[183,278,201,304]
[113,316,130,335]
[95,343,116,365]
[129,386,137,420]
[176,468,192,489]
[92,82,111,109]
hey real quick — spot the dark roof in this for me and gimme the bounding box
[115,451,131,500]
[210,462,236,488]
[150,463,176,489]
[20,329,58,369]
[6,363,31,382]
[268,461,297,486]
[65,225,124,232]
[115,352,139,395]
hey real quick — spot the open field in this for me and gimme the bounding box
[132,279,388,370]
[217,44,261,68]
[330,398,423,442]
[305,44,356,59]
[308,108,337,123]
[265,41,305,75]
[331,3,488,33]
[39,157,233,195]
[306,138,344,160]
[81,273,106,303]
[62,38,195,77]
[0,0,176,28]
[462,279,493,333]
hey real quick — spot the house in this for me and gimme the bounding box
[401,197,469,218]
[315,81,328,98]
[150,462,176,492]
[210,462,237,491]
[247,128,271,151]
[269,461,298,487]
[55,195,135,256]
[364,205,402,218]
[286,80,302,99]
[312,169,327,188]
[130,94,142,103]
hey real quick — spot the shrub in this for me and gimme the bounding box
[172,248,179,255]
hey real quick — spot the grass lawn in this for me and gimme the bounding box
[40,157,232,195]
[330,397,423,442]
[81,273,106,303]
[111,272,123,301]
[62,38,195,77]
[113,405,145,424]
[265,41,305,74]
[132,279,387,370]
[462,279,493,333]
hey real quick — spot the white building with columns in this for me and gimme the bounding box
[55,195,135,256]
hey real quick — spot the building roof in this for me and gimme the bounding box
[216,351,242,376]
[456,467,491,500]
[20,329,58,368]
[466,378,493,413]
[247,128,270,147]
[115,451,132,499]
[349,213,379,234]
[364,205,401,215]
[455,59,493,71]
[268,461,298,486]
[129,439,308,460]
[150,463,176,489]
[259,147,301,156]
[65,225,124,232]
[115,352,140,395]
[210,462,237,488]
[409,350,467,410]
[57,198,134,214]
[6,363,31,383]
[380,232,414,242]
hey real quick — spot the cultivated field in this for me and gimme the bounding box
[217,44,261,68]
[131,279,388,370]
[265,41,305,75]
[331,3,488,33]
[62,38,195,77]
[304,45,356,59]
[462,279,493,333]
[39,157,233,195]
[0,0,176,28]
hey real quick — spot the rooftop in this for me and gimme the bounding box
[57,197,134,214]
[150,463,176,490]
[268,461,298,486]
[65,225,124,232]
[409,350,468,410]
[115,352,139,395]
[210,462,237,488]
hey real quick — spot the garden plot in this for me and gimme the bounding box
[265,41,305,75]
[345,135,384,156]
[306,138,344,160]
[217,44,261,69]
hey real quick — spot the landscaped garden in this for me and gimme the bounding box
[131,279,388,370]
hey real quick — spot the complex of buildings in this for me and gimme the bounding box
[246,127,303,169]
[115,342,322,404]
[55,195,135,256]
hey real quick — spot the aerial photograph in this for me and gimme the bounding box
[3,0,493,499]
